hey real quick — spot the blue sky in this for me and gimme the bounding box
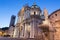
[0,0,60,28]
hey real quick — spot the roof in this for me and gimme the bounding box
[2,27,9,31]
[0,28,2,30]
[48,9,60,18]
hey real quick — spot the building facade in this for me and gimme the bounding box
[13,3,55,40]
[49,9,60,40]
[13,3,43,38]
[0,3,60,40]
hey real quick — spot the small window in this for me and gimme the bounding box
[34,12,36,15]
[55,14,57,16]
[13,17,15,19]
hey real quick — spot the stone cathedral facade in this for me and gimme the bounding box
[10,3,60,40]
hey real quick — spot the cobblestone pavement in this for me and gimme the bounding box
[0,37,42,40]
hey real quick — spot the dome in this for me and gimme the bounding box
[31,3,41,12]
[30,3,42,16]
[31,3,40,8]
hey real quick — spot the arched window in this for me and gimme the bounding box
[55,14,57,16]
[34,12,36,15]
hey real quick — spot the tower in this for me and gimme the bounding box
[30,3,42,38]
[9,15,16,37]
[43,8,54,40]
[9,15,16,27]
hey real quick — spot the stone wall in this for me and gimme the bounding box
[54,28,60,40]
[49,9,60,40]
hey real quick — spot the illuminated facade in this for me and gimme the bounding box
[13,3,43,38]
[13,3,55,40]
[0,3,60,40]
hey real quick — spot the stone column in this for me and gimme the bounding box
[34,20,38,38]
[43,8,54,40]
[24,23,28,38]
[13,26,19,38]
[20,25,25,38]
[30,21,35,38]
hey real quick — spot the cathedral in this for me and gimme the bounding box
[0,3,60,40]
[11,3,60,40]
[12,3,55,40]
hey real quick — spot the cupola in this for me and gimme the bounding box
[30,2,42,16]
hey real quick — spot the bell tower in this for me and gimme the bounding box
[30,3,42,38]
